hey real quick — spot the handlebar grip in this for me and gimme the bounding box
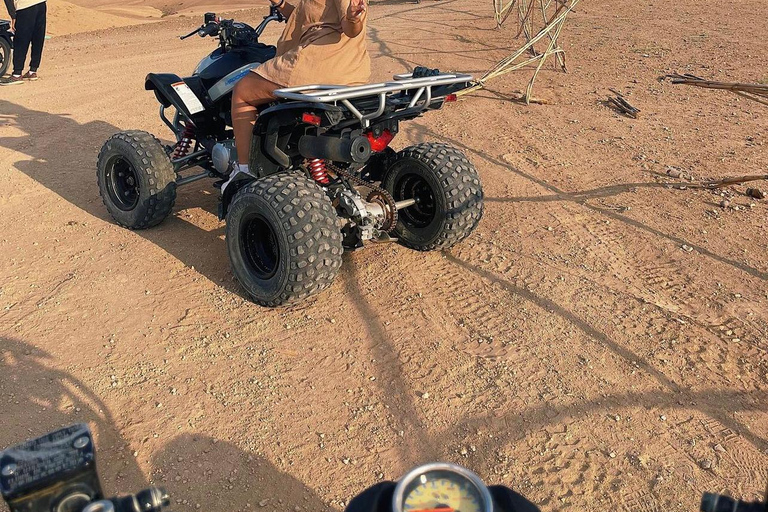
[701,493,765,512]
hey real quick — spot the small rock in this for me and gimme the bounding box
[720,199,731,208]
[700,459,713,470]
[614,415,621,421]
[666,168,683,179]
[714,444,726,453]
[660,415,667,421]
[460,447,468,456]
[259,499,269,507]
[746,188,765,199]
[609,451,617,458]
[421,392,430,399]
[681,245,693,253]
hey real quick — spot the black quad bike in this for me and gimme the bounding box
[0,19,13,77]
[97,7,484,306]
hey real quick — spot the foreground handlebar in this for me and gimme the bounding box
[701,493,766,512]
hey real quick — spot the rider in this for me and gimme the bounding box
[231,0,371,175]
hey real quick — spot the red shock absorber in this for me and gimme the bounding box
[308,158,330,185]
[172,124,195,159]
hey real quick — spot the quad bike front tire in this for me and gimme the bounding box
[383,143,484,251]
[97,130,177,229]
[226,172,343,307]
[0,38,10,78]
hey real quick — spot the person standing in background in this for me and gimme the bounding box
[1,0,46,85]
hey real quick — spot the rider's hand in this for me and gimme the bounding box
[345,0,366,22]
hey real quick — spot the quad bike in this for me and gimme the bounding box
[0,19,12,77]
[97,7,484,306]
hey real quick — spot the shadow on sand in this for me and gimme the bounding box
[0,336,333,510]
[0,99,246,297]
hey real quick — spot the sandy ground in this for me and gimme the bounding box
[1,0,768,511]
[44,0,160,36]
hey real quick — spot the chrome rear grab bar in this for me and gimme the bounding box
[273,72,473,127]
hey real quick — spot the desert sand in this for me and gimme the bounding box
[1,0,767,511]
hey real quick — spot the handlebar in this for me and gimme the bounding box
[179,27,199,40]
[178,5,285,47]
[701,493,767,512]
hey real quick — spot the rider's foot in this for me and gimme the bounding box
[23,71,39,81]
[1,75,24,86]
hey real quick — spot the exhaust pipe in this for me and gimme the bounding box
[298,135,371,164]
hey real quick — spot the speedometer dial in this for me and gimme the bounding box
[392,463,493,512]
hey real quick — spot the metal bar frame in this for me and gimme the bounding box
[274,72,472,126]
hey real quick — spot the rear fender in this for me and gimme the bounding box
[250,102,347,176]
[218,171,256,220]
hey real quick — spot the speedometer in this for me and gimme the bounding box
[392,463,494,512]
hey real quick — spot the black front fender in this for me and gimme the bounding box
[145,73,211,121]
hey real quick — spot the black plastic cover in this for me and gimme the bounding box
[0,424,102,512]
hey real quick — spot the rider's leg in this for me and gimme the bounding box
[232,72,281,166]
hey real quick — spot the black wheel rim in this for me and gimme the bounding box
[105,156,140,211]
[240,213,280,280]
[394,173,437,228]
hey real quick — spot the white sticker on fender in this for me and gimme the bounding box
[171,81,205,114]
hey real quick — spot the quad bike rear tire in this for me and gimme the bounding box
[226,172,343,307]
[383,143,484,251]
[0,38,10,78]
[97,130,177,229]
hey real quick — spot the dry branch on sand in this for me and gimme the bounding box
[459,0,579,103]
[666,73,768,107]
[606,89,641,118]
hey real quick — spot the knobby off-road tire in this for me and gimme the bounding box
[0,38,10,78]
[383,143,484,251]
[226,172,343,307]
[97,130,177,229]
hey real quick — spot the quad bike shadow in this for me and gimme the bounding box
[0,99,248,298]
[149,434,333,511]
[0,336,147,495]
